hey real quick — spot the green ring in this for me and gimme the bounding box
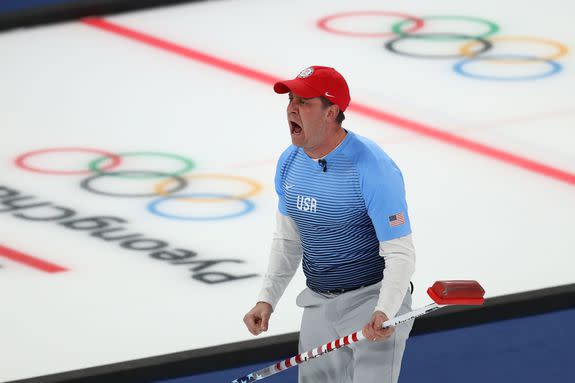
[391,15,500,41]
[88,151,195,179]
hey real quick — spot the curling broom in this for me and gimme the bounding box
[229,280,485,383]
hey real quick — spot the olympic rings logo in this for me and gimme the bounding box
[14,147,263,221]
[317,12,569,81]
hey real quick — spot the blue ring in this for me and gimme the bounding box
[147,193,255,221]
[453,54,562,81]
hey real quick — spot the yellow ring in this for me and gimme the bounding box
[460,36,569,64]
[154,173,263,202]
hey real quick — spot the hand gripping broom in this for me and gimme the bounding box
[230,280,485,383]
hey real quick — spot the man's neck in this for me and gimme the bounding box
[305,127,347,159]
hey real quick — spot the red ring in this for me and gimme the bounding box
[14,147,122,175]
[317,11,425,38]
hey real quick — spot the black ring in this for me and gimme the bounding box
[80,170,188,198]
[384,33,493,59]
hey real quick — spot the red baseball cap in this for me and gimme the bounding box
[273,66,351,112]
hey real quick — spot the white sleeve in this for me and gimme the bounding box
[257,210,303,310]
[375,234,416,318]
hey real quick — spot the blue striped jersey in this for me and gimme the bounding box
[274,130,411,292]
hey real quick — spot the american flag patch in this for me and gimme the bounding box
[388,212,405,227]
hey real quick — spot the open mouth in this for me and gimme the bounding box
[290,121,303,135]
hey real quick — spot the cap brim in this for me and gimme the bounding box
[273,79,322,98]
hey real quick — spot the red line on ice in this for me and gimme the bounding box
[0,245,67,273]
[82,17,575,187]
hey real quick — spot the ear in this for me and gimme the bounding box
[326,104,340,122]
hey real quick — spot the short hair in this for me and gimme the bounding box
[320,97,345,125]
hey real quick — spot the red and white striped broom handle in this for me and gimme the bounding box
[230,302,440,382]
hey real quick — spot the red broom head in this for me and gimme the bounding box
[427,280,485,305]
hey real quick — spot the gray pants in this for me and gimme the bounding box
[297,283,413,383]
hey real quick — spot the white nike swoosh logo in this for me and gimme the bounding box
[285,183,295,190]
[325,92,335,98]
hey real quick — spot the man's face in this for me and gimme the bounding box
[286,92,330,150]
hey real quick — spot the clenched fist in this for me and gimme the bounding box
[243,301,273,336]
